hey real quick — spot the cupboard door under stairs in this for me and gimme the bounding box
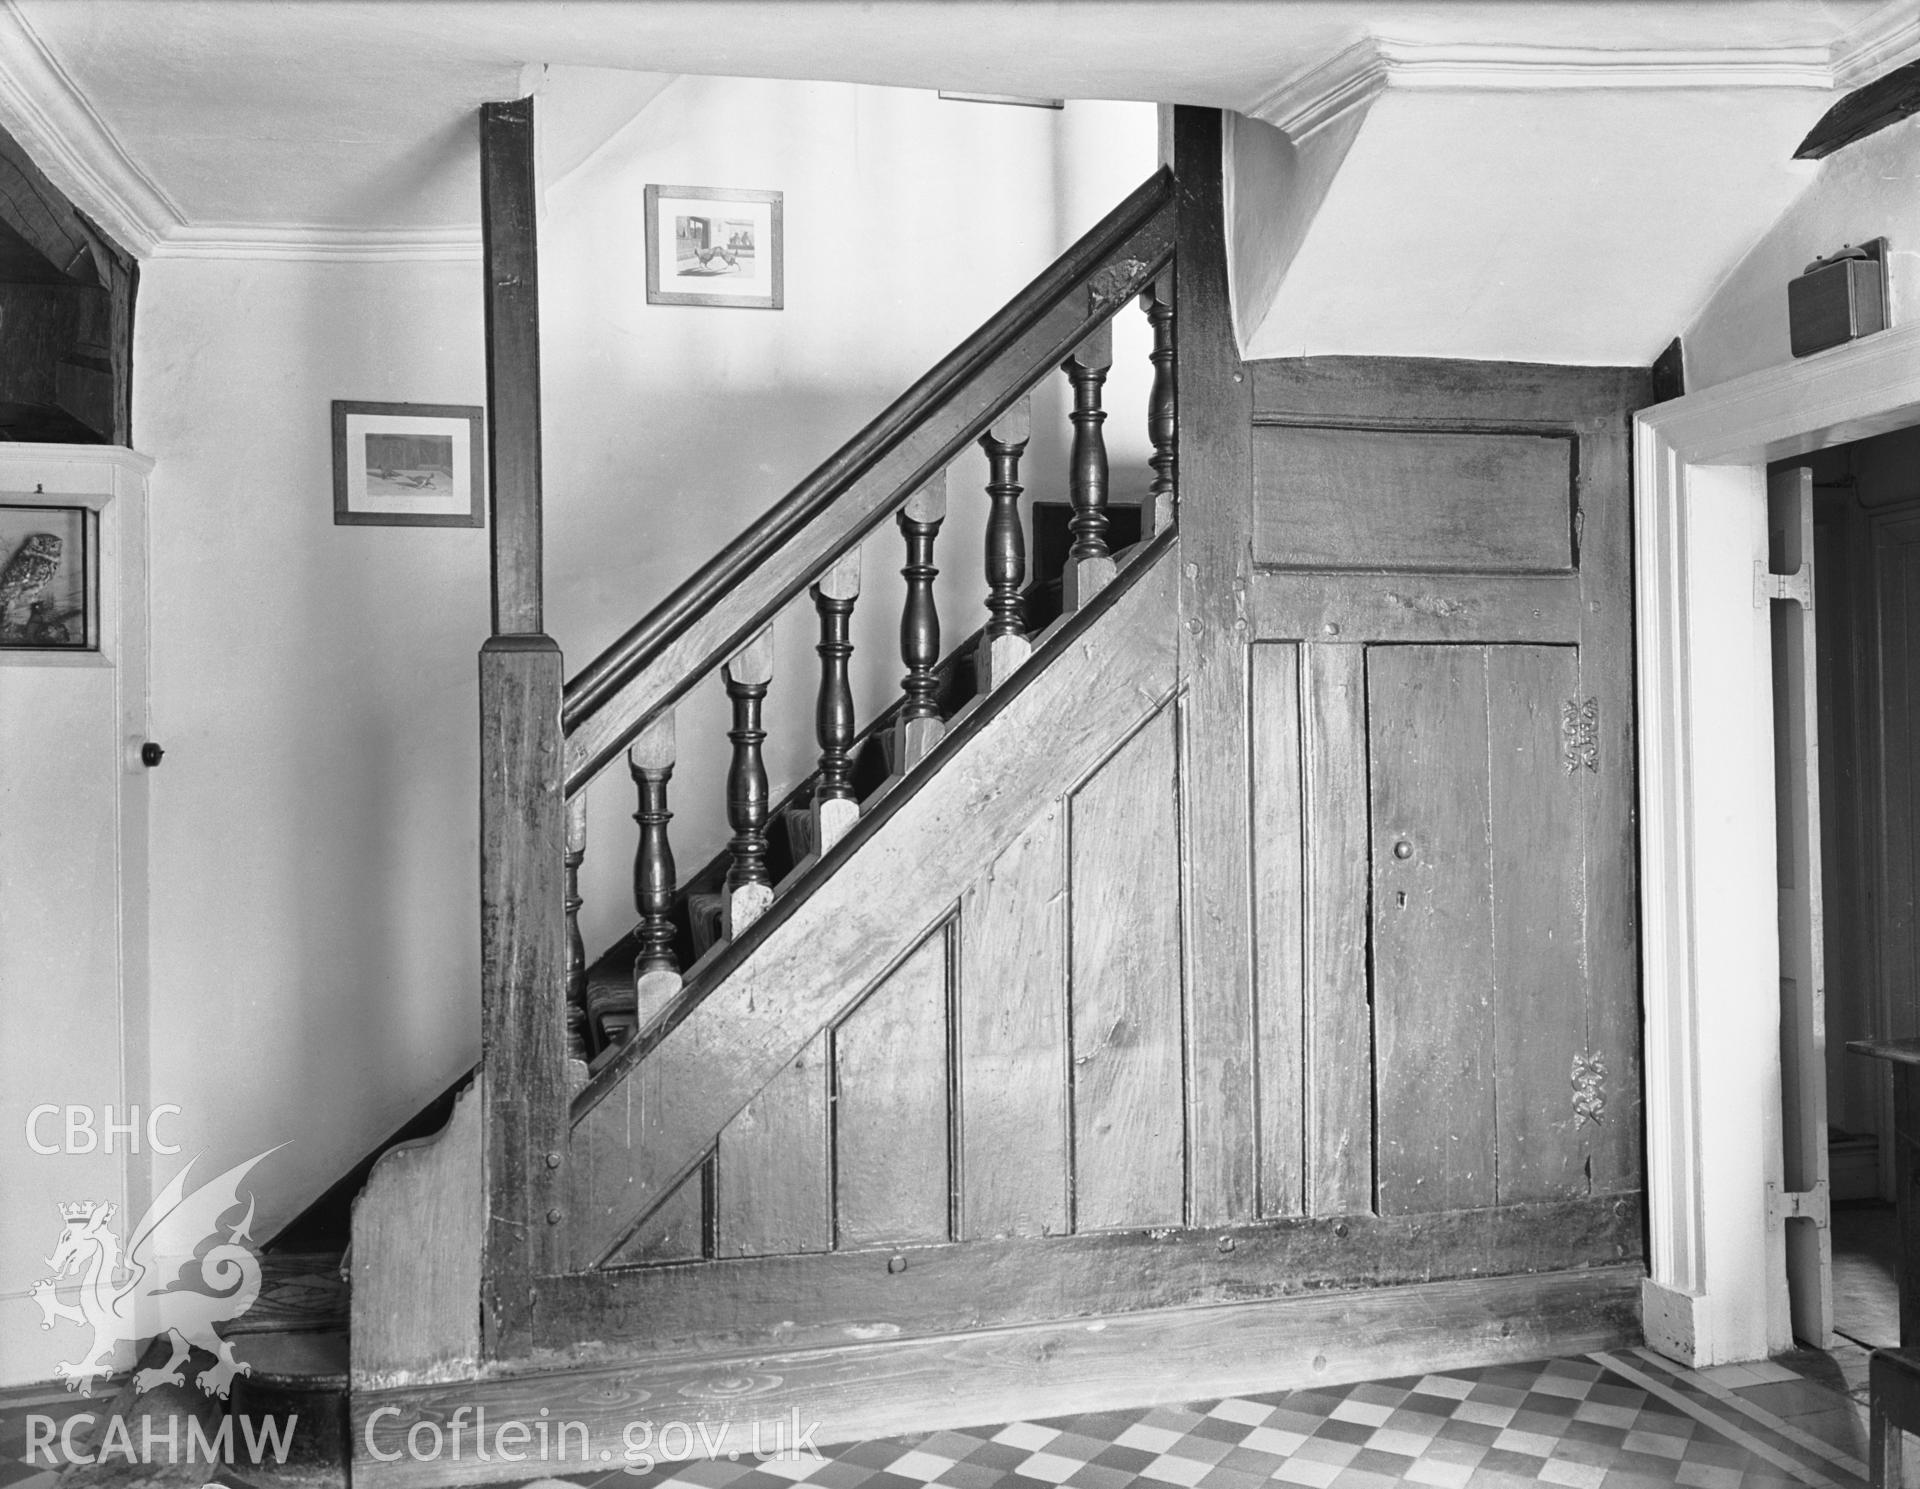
[1248,357,1644,1230]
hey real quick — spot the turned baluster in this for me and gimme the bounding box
[724,628,775,937]
[1143,268,1177,535]
[1062,318,1115,610]
[811,547,862,854]
[977,397,1031,691]
[629,710,680,1030]
[894,470,948,774]
[563,794,591,1063]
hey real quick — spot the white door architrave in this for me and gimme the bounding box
[1636,321,1920,1367]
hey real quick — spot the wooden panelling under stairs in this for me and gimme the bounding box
[565,534,1182,1278]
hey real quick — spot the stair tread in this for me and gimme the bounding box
[235,1327,348,1384]
[233,1251,346,1335]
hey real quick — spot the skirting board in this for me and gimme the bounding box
[352,1263,1642,1489]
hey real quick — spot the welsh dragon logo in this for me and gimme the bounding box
[31,1147,281,1398]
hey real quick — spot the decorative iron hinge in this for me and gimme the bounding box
[1765,1178,1829,1230]
[1754,561,1814,609]
[1562,697,1599,774]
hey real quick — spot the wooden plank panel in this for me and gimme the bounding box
[1302,643,1372,1215]
[1172,105,1259,1225]
[1575,418,1644,1198]
[479,98,544,636]
[1251,643,1305,1218]
[478,635,569,1350]
[1249,571,1584,646]
[835,928,952,1248]
[569,539,1178,1266]
[1487,645,1586,1203]
[958,802,1070,1240]
[527,1194,1640,1355]
[1251,356,1647,427]
[360,1266,1645,1489]
[716,1033,830,1258]
[1369,645,1497,1215]
[1072,705,1184,1230]
[606,1161,708,1266]
[1253,426,1574,573]
[350,1077,482,1389]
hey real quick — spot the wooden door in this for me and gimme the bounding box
[1369,644,1595,1214]
[1248,357,1643,1228]
[1769,464,1833,1347]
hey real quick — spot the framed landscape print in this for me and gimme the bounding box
[0,502,95,650]
[645,185,784,310]
[332,401,485,527]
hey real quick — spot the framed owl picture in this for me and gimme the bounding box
[0,503,94,651]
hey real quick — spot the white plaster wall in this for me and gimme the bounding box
[541,77,1158,953]
[132,257,489,1243]
[1687,114,1920,390]
[1234,87,1820,366]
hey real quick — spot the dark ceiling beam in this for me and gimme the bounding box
[1796,58,1920,160]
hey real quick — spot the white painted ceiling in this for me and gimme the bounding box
[0,0,1912,361]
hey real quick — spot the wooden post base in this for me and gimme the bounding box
[894,714,946,775]
[1064,553,1118,612]
[977,631,1032,692]
[813,796,860,855]
[634,968,683,1031]
[725,881,775,939]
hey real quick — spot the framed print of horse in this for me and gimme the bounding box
[645,185,784,310]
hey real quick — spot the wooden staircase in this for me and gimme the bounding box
[341,99,1646,1489]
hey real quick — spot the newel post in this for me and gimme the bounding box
[477,94,567,1357]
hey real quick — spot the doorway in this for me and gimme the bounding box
[1773,423,1920,1350]
[1634,322,1920,1368]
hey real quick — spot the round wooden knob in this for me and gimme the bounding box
[1393,840,1413,860]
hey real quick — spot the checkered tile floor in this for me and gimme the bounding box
[0,1349,1873,1489]
[590,1355,1865,1489]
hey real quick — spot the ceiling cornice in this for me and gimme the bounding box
[0,0,483,263]
[1832,0,1920,89]
[1252,36,1835,141]
[0,0,179,256]
[149,224,482,264]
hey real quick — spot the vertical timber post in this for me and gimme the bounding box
[1173,106,1257,1226]
[478,95,567,1359]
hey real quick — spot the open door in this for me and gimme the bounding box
[1770,462,1834,1347]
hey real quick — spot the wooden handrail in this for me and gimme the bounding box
[560,166,1177,794]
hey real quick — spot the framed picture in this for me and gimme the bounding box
[0,502,96,650]
[645,185,784,310]
[332,401,485,527]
